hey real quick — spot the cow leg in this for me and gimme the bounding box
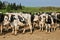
[42,24,44,31]
[48,28,50,33]
[30,25,32,34]
[54,27,56,31]
[4,25,8,32]
[46,26,48,32]
[23,29,25,34]
[6,25,9,31]
[32,23,35,30]
[39,24,42,31]
[42,27,43,31]
[12,27,14,35]
[48,24,51,33]
[46,24,48,32]
[1,24,2,34]
[15,26,19,35]
[51,24,55,32]
[15,28,17,35]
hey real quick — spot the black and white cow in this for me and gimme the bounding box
[45,14,54,32]
[3,14,10,31]
[32,14,39,30]
[38,13,54,32]
[19,13,33,34]
[51,12,60,30]
[5,13,33,35]
[39,13,47,31]
[0,13,5,34]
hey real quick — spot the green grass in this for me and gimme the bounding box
[0,7,60,14]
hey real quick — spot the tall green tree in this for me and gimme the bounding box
[12,3,17,10]
[2,1,6,9]
[19,3,22,9]
[0,1,3,9]
[6,3,11,12]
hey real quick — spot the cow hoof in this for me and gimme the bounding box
[42,30,43,32]
[3,36,6,38]
[0,33,2,36]
[48,32,51,34]
[30,33,32,35]
[46,31,48,33]
[0,33,2,34]
[45,32,50,34]
[14,34,17,36]
[30,33,33,35]
[39,29,41,31]
[14,33,17,36]
[11,33,14,35]
[22,33,25,34]
[22,32,25,34]
[12,32,14,35]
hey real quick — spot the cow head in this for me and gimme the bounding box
[3,14,10,25]
[33,15,39,22]
[18,15,26,24]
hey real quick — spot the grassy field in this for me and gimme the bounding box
[0,7,60,14]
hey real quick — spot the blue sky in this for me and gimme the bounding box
[1,0,60,7]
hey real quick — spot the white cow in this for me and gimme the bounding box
[33,15,39,29]
[45,14,54,32]
[39,13,54,32]
[51,12,60,31]
[39,13,47,31]
[19,13,33,34]
[5,12,33,35]
[4,13,19,35]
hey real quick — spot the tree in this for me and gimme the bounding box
[19,3,22,9]
[12,3,17,10]
[6,3,11,12]
[2,1,6,9]
[0,1,3,9]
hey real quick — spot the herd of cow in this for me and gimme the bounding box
[0,12,60,35]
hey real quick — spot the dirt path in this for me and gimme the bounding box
[0,29,60,40]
